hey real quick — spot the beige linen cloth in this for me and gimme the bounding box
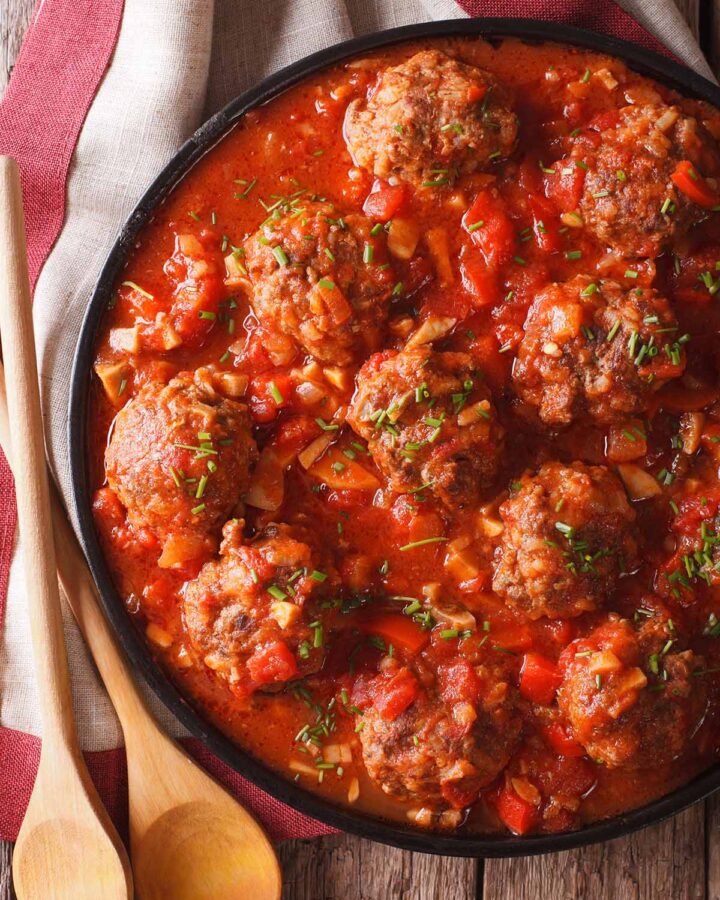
[0,0,714,749]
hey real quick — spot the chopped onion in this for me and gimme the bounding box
[616,463,663,500]
[406,315,456,349]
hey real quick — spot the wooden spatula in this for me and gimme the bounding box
[0,156,282,900]
[0,157,133,899]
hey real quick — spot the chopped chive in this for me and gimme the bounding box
[606,320,621,342]
[316,417,339,431]
[191,503,206,515]
[581,68,591,83]
[268,381,284,405]
[272,246,289,266]
[624,269,638,279]
[363,242,374,264]
[566,250,582,260]
[198,310,216,321]
[318,278,336,290]
[121,281,154,299]
[267,585,287,601]
[467,220,484,232]
[399,536,448,551]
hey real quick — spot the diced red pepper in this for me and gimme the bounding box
[519,652,561,705]
[362,180,408,221]
[671,160,719,209]
[496,784,539,835]
[543,722,586,758]
[460,249,502,307]
[372,668,420,720]
[247,641,299,686]
[544,158,586,211]
[462,190,516,267]
[360,614,430,655]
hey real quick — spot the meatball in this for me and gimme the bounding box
[513,276,685,427]
[105,371,257,566]
[347,348,504,509]
[572,104,720,257]
[244,201,395,365]
[557,616,706,768]
[492,462,638,619]
[183,519,336,697]
[355,660,522,815]
[344,49,517,189]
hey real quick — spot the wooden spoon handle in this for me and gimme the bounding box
[0,157,78,746]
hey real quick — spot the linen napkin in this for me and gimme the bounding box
[0,0,714,842]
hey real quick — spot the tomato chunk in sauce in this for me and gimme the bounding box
[89,37,720,836]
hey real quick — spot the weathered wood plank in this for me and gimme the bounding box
[483,805,705,900]
[0,0,33,94]
[0,843,14,900]
[278,833,477,900]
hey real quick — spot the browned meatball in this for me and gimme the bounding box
[344,50,517,189]
[347,347,504,509]
[105,372,257,566]
[183,519,336,698]
[354,660,521,816]
[557,617,706,768]
[244,201,395,365]
[513,276,686,427]
[493,462,638,619]
[572,104,720,257]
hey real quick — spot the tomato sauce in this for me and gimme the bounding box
[89,37,720,836]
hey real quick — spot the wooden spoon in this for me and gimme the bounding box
[0,157,281,900]
[0,157,133,899]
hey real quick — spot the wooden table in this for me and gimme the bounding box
[1,1,719,897]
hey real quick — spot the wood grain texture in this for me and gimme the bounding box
[0,0,32,94]
[278,834,477,900]
[0,2,718,900]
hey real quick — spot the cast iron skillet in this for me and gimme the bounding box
[68,18,720,857]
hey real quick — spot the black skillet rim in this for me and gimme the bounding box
[68,18,720,858]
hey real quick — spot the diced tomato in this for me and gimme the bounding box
[363,180,408,221]
[459,246,502,307]
[540,618,575,648]
[671,160,719,209]
[702,424,720,455]
[441,780,480,809]
[659,383,718,413]
[462,189,516,267]
[372,668,420,720]
[489,618,533,652]
[360,614,430,655]
[143,572,182,613]
[121,282,162,320]
[544,158,585,211]
[92,486,126,531]
[496,784,539,835]
[543,722,586,758]
[274,415,319,455]
[466,83,487,104]
[247,641,299,686]
[519,652,561,705]
[248,373,293,423]
[438,659,481,705]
